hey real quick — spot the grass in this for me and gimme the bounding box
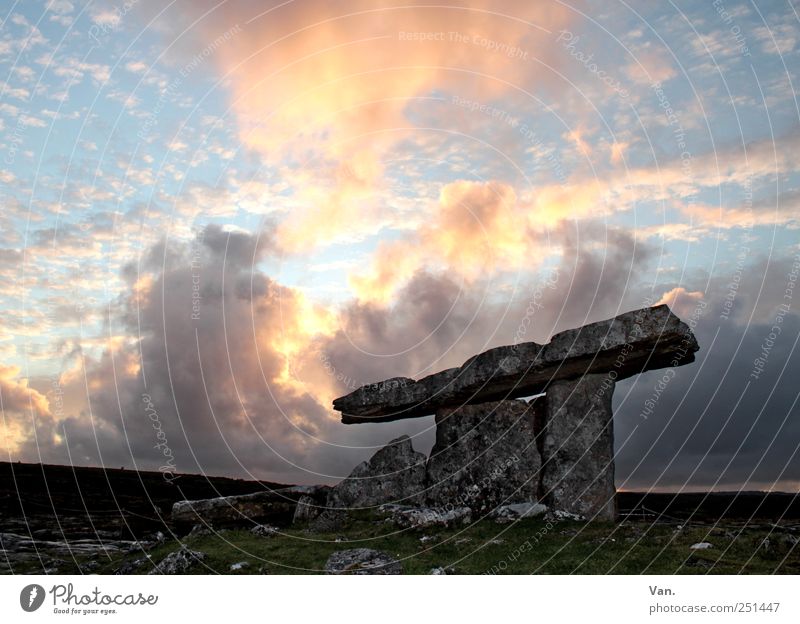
[87,514,800,575]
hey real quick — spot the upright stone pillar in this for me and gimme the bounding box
[426,399,543,512]
[540,373,617,521]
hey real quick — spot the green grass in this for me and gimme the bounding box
[92,516,799,575]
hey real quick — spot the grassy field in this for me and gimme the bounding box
[90,514,799,575]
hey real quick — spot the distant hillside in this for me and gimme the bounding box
[0,461,289,539]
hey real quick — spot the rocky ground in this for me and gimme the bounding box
[6,510,799,575]
[2,462,798,575]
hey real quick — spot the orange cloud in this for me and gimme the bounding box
[351,180,541,302]
[0,364,51,455]
[176,1,579,251]
[656,287,705,319]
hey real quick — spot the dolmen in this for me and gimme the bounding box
[170,305,699,529]
[330,305,699,522]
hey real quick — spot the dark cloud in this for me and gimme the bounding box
[614,253,800,490]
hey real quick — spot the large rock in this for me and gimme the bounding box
[334,305,698,422]
[539,374,617,521]
[171,485,328,528]
[327,435,426,509]
[292,495,323,524]
[324,548,403,575]
[425,399,543,512]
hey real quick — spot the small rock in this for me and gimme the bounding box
[147,546,206,574]
[492,502,548,523]
[690,542,713,550]
[188,524,212,537]
[380,505,472,529]
[454,537,473,545]
[419,535,439,544]
[430,566,455,575]
[547,509,585,522]
[115,558,149,575]
[230,561,250,571]
[324,548,402,575]
[250,524,279,538]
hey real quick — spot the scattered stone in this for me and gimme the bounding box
[147,546,206,574]
[380,505,472,529]
[690,542,713,550]
[230,561,250,571]
[334,305,698,422]
[487,539,505,545]
[540,374,617,521]
[491,502,548,523]
[419,535,439,544]
[548,509,586,522]
[324,548,403,575]
[426,400,542,512]
[250,524,279,538]
[187,524,212,537]
[430,566,456,575]
[115,558,150,575]
[327,436,426,509]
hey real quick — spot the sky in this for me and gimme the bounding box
[0,0,799,491]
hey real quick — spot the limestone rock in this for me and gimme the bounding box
[171,485,328,528]
[327,436,426,509]
[430,566,456,574]
[292,495,322,524]
[147,546,205,574]
[690,542,713,550]
[380,504,472,529]
[334,305,698,422]
[540,374,617,521]
[250,524,279,538]
[324,548,403,575]
[425,399,542,512]
[491,502,548,523]
[547,509,585,522]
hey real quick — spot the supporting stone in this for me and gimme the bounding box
[426,399,543,512]
[540,374,617,521]
[327,435,427,509]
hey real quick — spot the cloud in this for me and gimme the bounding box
[350,180,545,302]
[0,364,52,455]
[162,0,580,252]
